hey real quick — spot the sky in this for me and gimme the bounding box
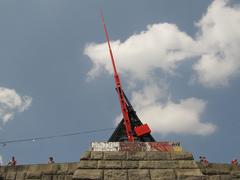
[0,0,240,165]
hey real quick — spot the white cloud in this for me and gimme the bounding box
[193,0,240,87]
[131,85,216,136]
[0,87,32,126]
[0,155,2,165]
[85,0,240,88]
[84,23,195,81]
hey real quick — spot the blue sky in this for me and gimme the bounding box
[0,0,240,165]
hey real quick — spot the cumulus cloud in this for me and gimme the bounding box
[131,85,216,135]
[83,0,240,135]
[84,23,195,81]
[0,87,32,126]
[85,0,240,88]
[113,84,216,135]
[193,0,240,87]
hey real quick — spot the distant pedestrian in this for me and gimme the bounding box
[199,156,208,166]
[231,158,238,166]
[48,157,55,164]
[7,156,16,166]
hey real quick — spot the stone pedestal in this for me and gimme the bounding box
[73,142,204,180]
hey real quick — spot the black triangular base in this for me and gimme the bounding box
[108,90,156,142]
[108,119,155,142]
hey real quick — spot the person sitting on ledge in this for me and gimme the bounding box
[7,156,16,166]
[231,158,238,166]
[48,156,55,164]
[199,156,209,166]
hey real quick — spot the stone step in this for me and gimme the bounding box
[80,151,193,161]
[78,160,199,169]
[73,168,204,180]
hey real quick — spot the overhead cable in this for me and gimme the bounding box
[0,127,114,146]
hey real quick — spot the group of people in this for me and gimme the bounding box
[6,156,55,166]
[199,156,239,167]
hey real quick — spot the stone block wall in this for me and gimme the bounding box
[74,151,204,180]
[1,150,240,179]
[0,162,80,180]
[197,162,240,179]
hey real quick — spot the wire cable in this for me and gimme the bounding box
[0,127,115,146]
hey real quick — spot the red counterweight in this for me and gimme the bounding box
[134,124,151,137]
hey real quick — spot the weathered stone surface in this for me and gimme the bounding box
[73,169,103,180]
[139,160,178,169]
[104,170,127,180]
[15,166,29,172]
[231,170,240,178]
[104,152,126,160]
[52,175,58,180]
[41,175,52,180]
[209,164,231,175]
[204,168,219,176]
[121,161,138,169]
[77,160,98,169]
[128,169,150,180]
[57,175,66,180]
[177,176,205,180]
[206,175,221,180]
[26,172,42,179]
[175,169,203,177]
[98,161,121,169]
[67,163,79,174]
[80,151,91,160]
[5,172,16,180]
[1,145,239,180]
[55,164,68,173]
[15,172,26,180]
[127,152,146,160]
[28,165,50,172]
[170,152,193,160]
[178,160,198,169]
[147,152,171,160]
[91,152,103,160]
[64,175,72,180]
[150,169,175,179]
[218,175,231,180]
